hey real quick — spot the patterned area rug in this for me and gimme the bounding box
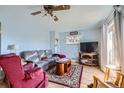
[47,65,83,88]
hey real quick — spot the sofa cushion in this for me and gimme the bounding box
[52,56,60,61]
[36,61,49,70]
[37,50,46,60]
[28,54,39,63]
[47,58,56,62]
[36,61,49,65]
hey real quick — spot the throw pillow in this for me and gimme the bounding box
[27,52,39,63]
[41,56,48,60]
[37,50,46,59]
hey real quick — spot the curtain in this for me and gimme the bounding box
[100,7,122,71]
[113,10,122,68]
[100,23,108,71]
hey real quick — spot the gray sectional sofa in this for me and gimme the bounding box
[20,50,60,71]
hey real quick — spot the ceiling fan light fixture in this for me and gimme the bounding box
[53,16,59,21]
[31,5,70,22]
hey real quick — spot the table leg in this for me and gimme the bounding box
[56,63,65,76]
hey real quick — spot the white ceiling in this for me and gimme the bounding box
[27,5,113,31]
[0,5,113,32]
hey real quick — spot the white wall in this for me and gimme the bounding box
[0,6,51,54]
[59,28,101,59]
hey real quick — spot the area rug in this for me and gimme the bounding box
[47,65,83,88]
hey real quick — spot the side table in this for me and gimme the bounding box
[56,58,71,76]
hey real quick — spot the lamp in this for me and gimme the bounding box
[7,44,19,54]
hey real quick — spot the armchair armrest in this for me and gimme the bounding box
[23,63,34,71]
[43,71,48,80]
[43,71,48,87]
[24,67,44,80]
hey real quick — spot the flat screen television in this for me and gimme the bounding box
[80,42,98,53]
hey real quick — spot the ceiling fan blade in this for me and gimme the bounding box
[52,5,70,11]
[31,11,41,15]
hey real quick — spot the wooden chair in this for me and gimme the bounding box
[93,72,124,88]
[104,65,121,84]
[93,76,114,88]
[116,72,124,88]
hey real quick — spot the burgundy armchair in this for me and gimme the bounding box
[0,54,48,88]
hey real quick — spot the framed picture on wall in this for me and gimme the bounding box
[66,35,80,44]
[70,31,78,35]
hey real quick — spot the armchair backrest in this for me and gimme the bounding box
[0,54,25,87]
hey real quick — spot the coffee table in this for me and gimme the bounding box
[56,58,71,76]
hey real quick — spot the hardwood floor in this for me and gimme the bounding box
[0,64,104,88]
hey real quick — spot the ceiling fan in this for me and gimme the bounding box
[31,5,70,22]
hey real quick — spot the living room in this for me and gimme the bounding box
[0,5,124,88]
